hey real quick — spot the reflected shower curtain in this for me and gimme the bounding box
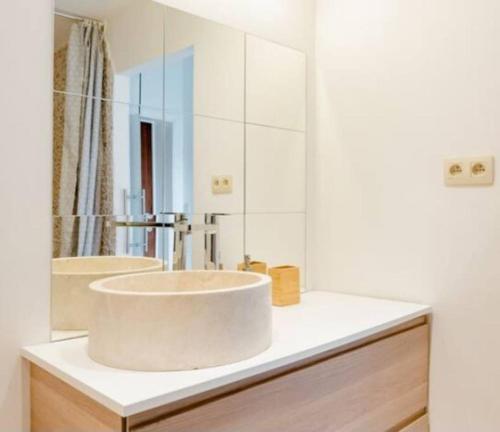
[54,20,114,257]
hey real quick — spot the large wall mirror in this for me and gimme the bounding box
[51,0,306,341]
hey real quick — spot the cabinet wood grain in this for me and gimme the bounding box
[131,324,429,432]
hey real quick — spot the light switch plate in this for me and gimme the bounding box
[444,156,494,186]
[212,175,233,194]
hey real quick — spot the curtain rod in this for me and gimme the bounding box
[55,10,100,22]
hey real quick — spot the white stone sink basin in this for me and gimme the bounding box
[52,256,163,331]
[88,271,272,371]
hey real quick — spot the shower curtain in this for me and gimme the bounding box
[53,20,114,257]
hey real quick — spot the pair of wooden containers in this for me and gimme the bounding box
[237,261,300,306]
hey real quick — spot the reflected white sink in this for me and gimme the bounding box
[88,271,272,371]
[52,256,163,331]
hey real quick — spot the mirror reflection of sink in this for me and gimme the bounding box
[88,271,272,371]
[52,256,163,331]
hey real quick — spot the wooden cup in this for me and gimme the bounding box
[268,265,300,306]
[237,261,268,274]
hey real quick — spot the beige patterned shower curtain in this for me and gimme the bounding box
[53,19,114,257]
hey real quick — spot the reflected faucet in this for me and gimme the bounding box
[172,213,188,271]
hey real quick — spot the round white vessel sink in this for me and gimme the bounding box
[52,256,163,331]
[88,271,272,371]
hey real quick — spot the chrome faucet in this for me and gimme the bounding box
[115,213,222,271]
[204,214,220,270]
[172,213,221,271]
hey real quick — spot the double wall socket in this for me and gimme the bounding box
[444,156,494,186]
[212,175,233,194]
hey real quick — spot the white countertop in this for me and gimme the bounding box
[22,291,431,417]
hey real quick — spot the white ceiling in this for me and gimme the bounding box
[55,0,136,20]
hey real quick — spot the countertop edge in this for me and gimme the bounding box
[21,305,431,417]
[22,348,127,416]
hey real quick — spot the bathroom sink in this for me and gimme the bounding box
[52,256,163,331]
[87,271,272,371]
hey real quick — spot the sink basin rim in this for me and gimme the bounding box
[89,270,272,297]
[52,256,164,277]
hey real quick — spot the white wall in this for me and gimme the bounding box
[312,0,500,430]
[0,0,52,430]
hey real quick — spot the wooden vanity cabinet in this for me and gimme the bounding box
[30,316,430,432]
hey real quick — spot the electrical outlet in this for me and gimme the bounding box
[444,156,494,186]
[469,157,494,185]
[444,159,466,185]
[212,175,233,194]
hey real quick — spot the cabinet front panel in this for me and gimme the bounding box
[31,364,123,432]
[399,414,429,432]
[132,324,429,432]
